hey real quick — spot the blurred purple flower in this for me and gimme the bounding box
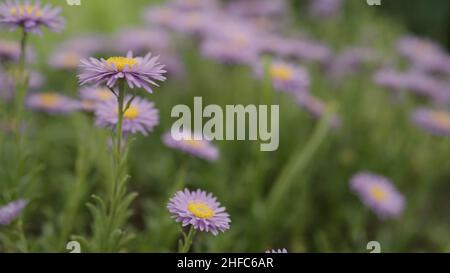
[0,199,26,225]
[0,0,64,34]
[79,86,115,112]
[112,28,171,54]
[397,36,450,74]
[168,188,231,235]
[256,60,309,94]
[412,108,450,136]
[327,47,377,83]
[0,40,20,62]
[95,96,159,136]
[295,93,341,128]
[26,92,80,114]
[226,0,286,18]
[49,49,86,70]
[350,172,405,220]
[163,129,219,161]
[309,0,344,18]
[78,51,166,94]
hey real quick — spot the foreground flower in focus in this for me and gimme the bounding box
[95,96,159,136]
[265,248,288,253]
[163,129,219,161]
[168,188,231,235]
[0,0,64,34]
[0,199,26,225]
[26,92,80,114]
[412,108,450,136]
[78,51,166,93]
[350,172,405,220]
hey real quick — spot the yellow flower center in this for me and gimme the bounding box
[39,94,59,108]
[63,52,81,67]
[124,106,140,119]
[369,185,387,202]
[106,57,138,71]
[188,202,215,219]
[10,5,42,17]
[183,138,205,149]
[96,89,113,101]
[270,65,294,81]
[430,111,450,128]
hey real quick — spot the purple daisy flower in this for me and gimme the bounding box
[167,188,231,235]
[78,86,115,112]
[49,48,87,70]
[265,248,288,253]
[295,93,341,128]
[144,6,179,29]
[170,0,219,11]
[0,199,27,225]
[78,51,166,94]
[397,36,450,74]
[0,0,64,34]
[350,172,405,220]
[95,96,159,136]
[26,92,80,114]
[327,47,377,83]
[412,108,450,136]
[309,0,343,18]
[0,40,20,62]
[226,0,287,18]
[256,60,310,94]
[373,68,410,92]
[163,129,219,161]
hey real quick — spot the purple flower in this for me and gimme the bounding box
[163,129,219,161]
[170,0,219,11]
[78,86,115,112]
[78,51,166,94]
[350,172,405,220]
[49,49,86,70]
[397,36,450,74]
[0,199,27,225]
[167,188,231,235]
[265,248,288,253]
[26,92,80,114]
[144,6,179,29]
[373,68,409,91]
[112,28,171,54]
[0,0,64,34]
[95,96,159,136]
[0,40,20,62]
[327,47,377,83]
[256,60,309,94]
[226,0,287,18]
[309,0,343,18]
[295,93,341,128]
[412,108,450,136]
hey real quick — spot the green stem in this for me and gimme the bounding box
[180,226,196,253]
[267,107,335,216]
[14,29,28,136]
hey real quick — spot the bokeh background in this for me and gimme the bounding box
[1,0,450,252]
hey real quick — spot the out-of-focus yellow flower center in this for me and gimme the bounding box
[106,57,138,71]
[124,106,140,119]
[63,52,81,67]
[96,89,113,101]
[270,65,294,81]
[370,185,387,202]
[183,138,205,149]
[39,94,59,107]
[188,202,214,219]
[430,111,450,128]
[10,5,42,17]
